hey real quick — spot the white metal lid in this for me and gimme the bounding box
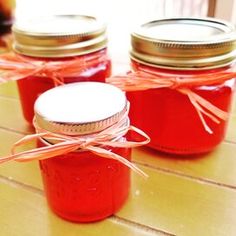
[34,82,127,135]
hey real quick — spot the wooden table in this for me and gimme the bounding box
[0,81,236,236]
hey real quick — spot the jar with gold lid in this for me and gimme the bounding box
[108,18,236,154]
[11,15,111,124]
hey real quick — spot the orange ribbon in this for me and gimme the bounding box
[0,104,150,178]
[107,63,236,134]
[0,50,109,86]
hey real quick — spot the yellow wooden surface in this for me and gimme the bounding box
[133,142,236,187]
[0,129,42,189]
[0,81,19,98]
[226,114,236,143]
[0,81,236,235]
[0,96,33,134]
[118,166,236,236]
[0,181,158,236]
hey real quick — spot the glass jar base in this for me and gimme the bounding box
[146,142,219,155]
[48,196,129,223]
[38,143,131,223]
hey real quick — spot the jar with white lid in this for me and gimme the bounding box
[32,82,147,222]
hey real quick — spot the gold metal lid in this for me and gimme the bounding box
[131,17,236,70]
[12,15,107,58]
[34,82,128,136]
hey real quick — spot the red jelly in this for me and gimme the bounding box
[34,82,132,222]
[12,15,111,124]
[127,18,236,154]
[39,143,131,222]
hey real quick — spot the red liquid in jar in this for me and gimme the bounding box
[17,49,111,124]
[127,61,235,154]
[38,139,131,222]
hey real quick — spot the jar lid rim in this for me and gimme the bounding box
[34,82,128,136]
[132,17,236,45]
[131,17,236,69]
[12,15,107,57]
[13,15,106,37]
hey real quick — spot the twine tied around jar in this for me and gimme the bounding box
[0,103,149,178]
[106,62,236,134]
[0,50,109,86]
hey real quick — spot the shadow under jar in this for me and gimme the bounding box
[12,15,111,124]
[34,82,131,222]
[127,18,236,154]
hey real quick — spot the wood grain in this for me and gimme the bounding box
[0,96,32,134]
[117,165,236,236]
[0,129,42,189]
[226,114,236,143]
[133,142,236,188]
[0,81,19,98]
[0,180,160,236]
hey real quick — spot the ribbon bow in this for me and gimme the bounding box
[107,63,236,134]
[0,50,109,86]
[0,105,150,178]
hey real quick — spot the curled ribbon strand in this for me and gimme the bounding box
[0,105,150,179]
[0,50,109,86]
[107,63,236,134]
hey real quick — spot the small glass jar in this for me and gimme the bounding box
[127,18,236,154]
[34,82,131,222]
[12,15,111,124]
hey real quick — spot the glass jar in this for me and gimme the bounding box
[12,15,111,124]
[34,82,132,222]
[127,18,236,154]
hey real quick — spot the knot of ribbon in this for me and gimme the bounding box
[0,104,150,178]
[107,63,236,134]
[0,50,109,86]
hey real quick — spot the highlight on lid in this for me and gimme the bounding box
[12,15,107,57]
[34,82,128,136]
[131,17,236,70]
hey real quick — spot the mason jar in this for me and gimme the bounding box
[34,82,132,222]
[126,18,236,154]
[12,15,111,124]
